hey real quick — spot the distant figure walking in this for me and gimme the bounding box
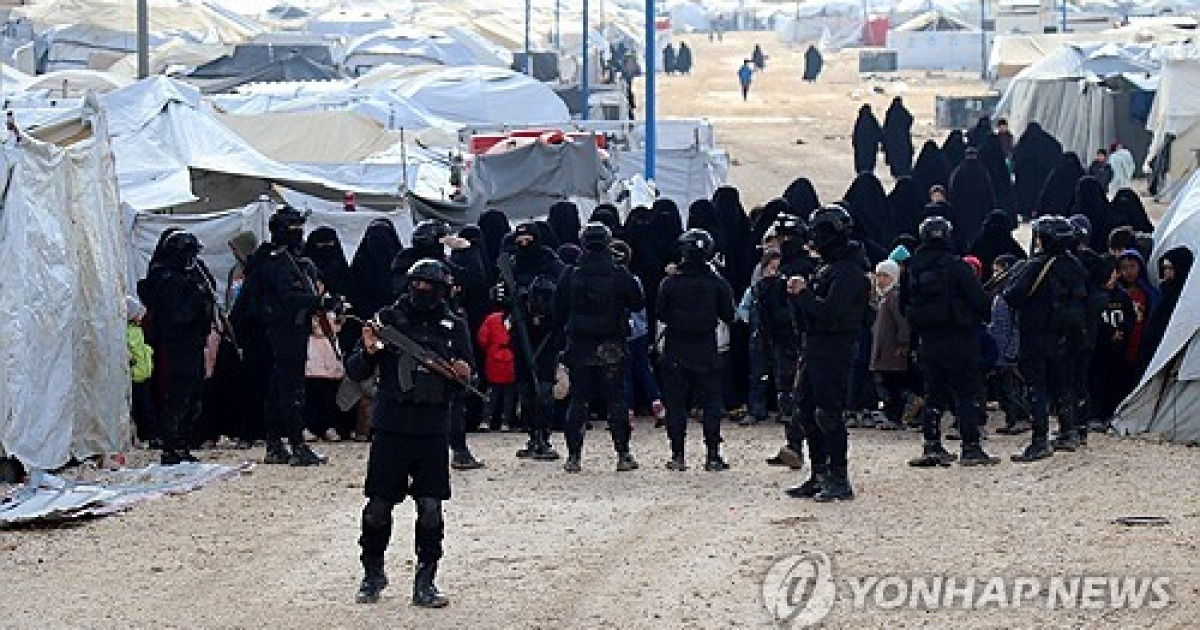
[663,43,677,75]
[803,45,823,82]
[751,44,766,71]
[738,60,753,101]
[852,104,883,174]
[676,42,693,74]
[883,97,915,178]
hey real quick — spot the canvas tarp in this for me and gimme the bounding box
[215,111,404,163]
[466,137,610,219]
[1113,169,1200,444]
[615,147,730,208]
[1146,51,1200,186]
[396,66,570,128]
[128,202,415,303]
[0,104,130,471]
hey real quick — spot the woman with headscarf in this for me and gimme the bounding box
[624,205,667,325]
[803,45,824,82]
[478,209,512,281]
[751,44,766,71]
[589,203,623,238]
[965,116,992,149]
[852,105,883,175]
[676,42,693,74]
[663,42,677,75]
[967,210,1027,281]
[752,197,789,249]
[713,185,753,296]
[1072,176,1113,253]
[882,97,915,178]
[1109,189,1154,234]
[1112,249,1159,400]
[941,129,967,170]
[887,176,927,239]
[304,227,353,302]
[842,172,895,262]
[1140,247,1194,372]
[947,148,995,250]
[349,218,403,322]
[1012,122,1062,219]
[1036,152,1085,218]
[980,133,1017,216]
[911,140,951,203]
[782,176,820,219]
[547,201,581,247]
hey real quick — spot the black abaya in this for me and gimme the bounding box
[852,105,883,175]
[882,97,915,178]
[547,201,582,246]
[842,172,895,261]
[967,210,1027,281]
[912,140,951,202]
[1037,152,1085,217]
[782,176,820,219]
[888,176,927,239]
[1012,122,1062,218]
[942,129,967,170]
[948,153,995,249]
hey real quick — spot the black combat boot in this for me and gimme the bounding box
[665,453,688,471]
[264,441,291,465]
[813,467,854,502]
[908,442,957,467]
[1011,440,1054,463]
[704,448,730,472]
[616,452,639,472]
[1051,428,1080,452]
[160,450,183,466]
[289,443,325,467]
[784,468,828,499]
[412,562,448,608]
[563,454,582,473]
[355,565,389,604]
[959,443,1000,467]
[451,451,485,470]
[532,434,561,461]
[515,439,539,459]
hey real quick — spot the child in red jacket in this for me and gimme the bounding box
[478,301,518,431]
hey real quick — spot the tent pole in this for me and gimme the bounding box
[137,0,150,79]
[979,0,987,80]
[524,0,533,76]
[555,0,561,51]
[645,0,656,180]
[582,0,590,121]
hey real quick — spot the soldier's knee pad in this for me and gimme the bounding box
[415,498,443,529]
[362,498,394,529]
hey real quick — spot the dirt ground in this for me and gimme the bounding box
[1,32,1195,629]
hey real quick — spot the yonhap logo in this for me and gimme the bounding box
[762,551,837,627]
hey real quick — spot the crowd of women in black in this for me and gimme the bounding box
[129,106,1189,502]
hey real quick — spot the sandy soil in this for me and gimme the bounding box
[1,32,1194,629]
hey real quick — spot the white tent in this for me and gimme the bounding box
[1113,169,1200,444]
[887,11,990,72]
[0,101,130,471]
[341,28,506,75]
[395,66,569,127]
[1145,47,1200,192]
[775,0,864,48]
[21,69,131,98]
[668,1,712,33]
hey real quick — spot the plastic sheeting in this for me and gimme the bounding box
[466,138,609,219]
[128,202,415,303]
[0,106,130,471]
[397,66,570,128]
[615,147,730,208]
[1113,169,1200,444]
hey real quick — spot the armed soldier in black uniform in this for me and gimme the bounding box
[347,259,474,609]
[658,229,737,471]
[554,223,645,473]
[244,206,339,467]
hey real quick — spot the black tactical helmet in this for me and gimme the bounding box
[161,230,203,266]
[268,205,307,238]
[918,215,953,244]
[809,204,853,251]
[772,213,806,238]
[406,258,452,286]
[412,219,451,248]
[679,228,715,262]
[1032,215,1075,253]
[579,222,612,252]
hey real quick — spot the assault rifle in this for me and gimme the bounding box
[496,253,541,391]
[347,315,486,400]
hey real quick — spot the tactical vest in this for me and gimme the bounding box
[383,307,456,406]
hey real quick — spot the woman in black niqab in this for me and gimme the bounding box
[349,218,403,319]
[1037,152,1085,218]
[478,208,511,277]
[942,129,967,169]
[980,132,1017,216]
[713,185,753,295]
[304,226,353,300]
[1073,176,1113,253]
[782,176,820,218]
[852,104,883,175]
[948,149,995,249]
[842,172,895,262]
[547,201,581,246]
[1141,246,1194,370]
[882,97,915,178]
[912,140,951,202]
[1110,189,1154,234]
[1012,122,1062,219]
[803,45,823,82]
[968,210,1027,281]
[752,197,790,248]
[624,204,667,322]
[589,203,623,238]
[888,176,927,239]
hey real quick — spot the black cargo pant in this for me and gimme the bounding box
[773,342,804,453]
[566,358,629,457]
[917,332,986,446]
[662,359,723,457]
[793,349,854,472]
[265,327,309,446]
[1019,332,1077,443]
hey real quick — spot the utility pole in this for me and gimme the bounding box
[524,0,533,75]
[555,0,561,50]
[1060,0,1068,34]
[582,0,590,120]
[644,0,656,179]
[979,0,987,80]
[137,0,150,79]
